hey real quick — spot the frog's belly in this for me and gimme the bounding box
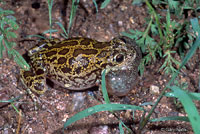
[47,74,100,90]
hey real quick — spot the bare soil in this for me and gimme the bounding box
[0,0,199,134]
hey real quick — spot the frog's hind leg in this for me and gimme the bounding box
[20,69,48,96]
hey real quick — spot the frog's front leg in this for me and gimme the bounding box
[20,68,47,95]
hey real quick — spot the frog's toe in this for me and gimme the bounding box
[31,79,47,94]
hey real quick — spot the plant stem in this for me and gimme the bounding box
[145,0,164,44]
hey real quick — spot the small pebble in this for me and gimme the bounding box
[150,85,160,95]
[89,125,108,134]
[71,92,86,112]
[118,21,123,26]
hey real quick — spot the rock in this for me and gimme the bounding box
[150,85,160,95]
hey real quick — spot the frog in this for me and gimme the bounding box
[20,36,141,96]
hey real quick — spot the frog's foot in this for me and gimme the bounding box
[26,88,42,110]
[20,69,48,99]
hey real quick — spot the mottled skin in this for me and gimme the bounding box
[20,36,141,95]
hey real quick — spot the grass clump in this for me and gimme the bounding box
[123,0,197,75]
[0,2,29,70]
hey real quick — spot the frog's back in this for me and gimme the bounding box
[20,36,141,95]
[28,37,114,90]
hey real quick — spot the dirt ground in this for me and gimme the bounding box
[0,0,199,133]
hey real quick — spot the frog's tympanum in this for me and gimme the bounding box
[20,36,141,96]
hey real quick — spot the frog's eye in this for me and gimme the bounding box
[114,54,124,63]
[119,37,127,44]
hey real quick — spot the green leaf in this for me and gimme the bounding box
[6,31,17,39]
[55,22,68,39]
[151,116,189,122]
[0,95,22,103]
[2,17,19,30]
[121,32,135,39]
[43,29,58,35]
[168,0,179,10]
[132,0,144,5]
[100,0,111,9]
[166,9,171,27]
[12,49,30,70]
[0,9,14,16]
[169,86,200,133]
[4,39,12,50]
[165,92,200,101]
[0,36,5,58]
[92,0,98,12]
[63,104,144,129]
[101,69,110,104]
[150,24,158,35]
[67,0,80,34]
[26,34,47,39]
[190,18,200,37]
[179,20,200,69]
[119,121,124,134]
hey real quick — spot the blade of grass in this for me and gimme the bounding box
[55,22,68,39]
[92,0,98,12]
[100,0,111,9]
[165,92,200,101]
[63,103,144,129]
[43,29,58,34]
[150,116,190,122]
[0,95,23,103]
[26,34,47,39]
[0,35,5,58]
[101,69,110,104]
[12,49,30,70]
[47,0,54,39]
[169,86,200,133]
[67,0,80,35]
[119,121,124,134]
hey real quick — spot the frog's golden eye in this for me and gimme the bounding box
[114,54,124,63]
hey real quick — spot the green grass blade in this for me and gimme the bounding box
[55,22,68,39]
[47,0,54,39]
[92,0,98,12]
[169,86,200,133]
[43,29,58,34]
[0,35,5,58]
[68,0,80,34]
[63,104,144,129]
[165,92,200,101]
[12,49,30,70]
[178,19,200,69]
[100,0,111,9]
[119,121,124,134]
[26,34,47,39]
[170,21,200,77]
[150,116,189,122]
[190,18,200,36]
[0,95,22,103]
[101,69,110,104]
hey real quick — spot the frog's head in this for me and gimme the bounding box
[106,36,141,72]
[105,36,142,96]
